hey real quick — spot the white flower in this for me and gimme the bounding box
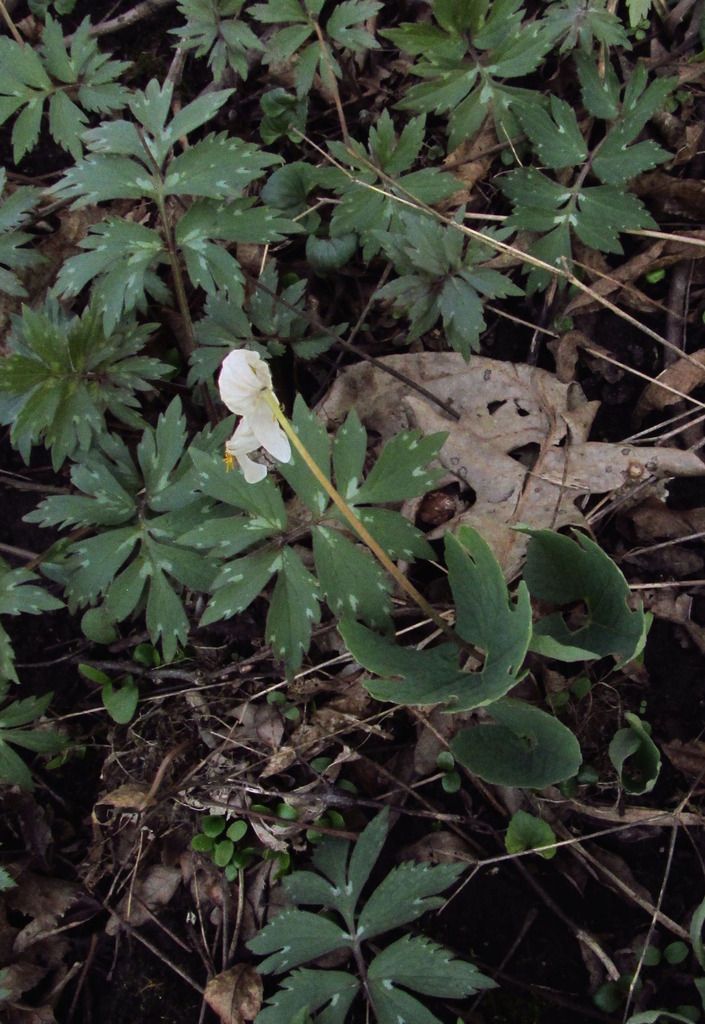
[218,349,291,480]
[225,420,268,484]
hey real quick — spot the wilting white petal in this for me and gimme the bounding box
[225,421,268,483]
[218,349,273,418]
[247,403,291,463]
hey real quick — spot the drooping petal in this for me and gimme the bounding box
[247,403,291,464]
[226,421,268,482]
[238,451,268,484]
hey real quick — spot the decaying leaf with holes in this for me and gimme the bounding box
[318,352,705,576]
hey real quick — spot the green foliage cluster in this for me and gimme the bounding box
[248,807,496,1023]
[0,0,667,904]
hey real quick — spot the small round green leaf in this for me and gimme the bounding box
[202,815,227,838]
[226,820,248,843]
[214,839,235,867]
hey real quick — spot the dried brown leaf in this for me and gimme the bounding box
[635,347,705,420]
[319,352,705,575]
[204,965,262,1024]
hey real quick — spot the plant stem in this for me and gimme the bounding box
[263,394,457,641]
[0,0,23,45]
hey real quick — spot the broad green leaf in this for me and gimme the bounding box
[305,233,357,273]
[522,529,650,666]
[202,547,281,626]
[313,526,391,630]
[451,698,582,788]
[367,984,446,1024]
[518,96,587,169]
[356,508,434,562]
[575,53,620,119]
[255,969,359,1024]
[369,934,495,998]
[332,409,367,499]
[609,712,660,795]
[346,806,390,910]
[102,677,139,724]
[278,397,331,515]
[247,909,352,973]
[266,547,320,673]
[342,526,530,710]
[357,860,464,941]
[626,1014,697,1024]
[505,810,557,859]
[190,447,287,526]
[690,894,705,971]
[355,430,446,505]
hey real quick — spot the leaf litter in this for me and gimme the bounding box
[319,351,705,575]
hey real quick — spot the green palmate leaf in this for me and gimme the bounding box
[342,527,531,710]
[505,810,557,859]
[501,167,657,288]
[609,712,661,795]
[260,88,309,144]
[590,64,675,185]
[0,169,43,298]
[0,16,129,162]
[192,262,340,371]
[189,447,288,526]
[255,969,359,1024]
[249,809,492,1023]
[0,690,65,790]
[251,0,381,97]
[374,214,522,359]
[327,111,459,261]
[383,0,552,149]
[25,401,228,661]
[49,76,286,326]
[266,547,321,674]
[521,529,650,665]
[312,526,391,630]
[172,0,263,82]
[451,698,583,788]
[55,220,169,335]
[0,300,168,469]
[543,0,631,52]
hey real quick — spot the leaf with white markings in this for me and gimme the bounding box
[313,526,391,631]
[266,547,321,673]
[24,401,230,661]
[172,0,263,82]
[0,560,63,684]
[0,299,168,468]
[249,808,492,1023]
[251,0,381,97]
[0,169,43,298]
[0,16,129,162]
[374,214,522,359]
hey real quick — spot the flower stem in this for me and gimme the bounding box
[264,394,457,641]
